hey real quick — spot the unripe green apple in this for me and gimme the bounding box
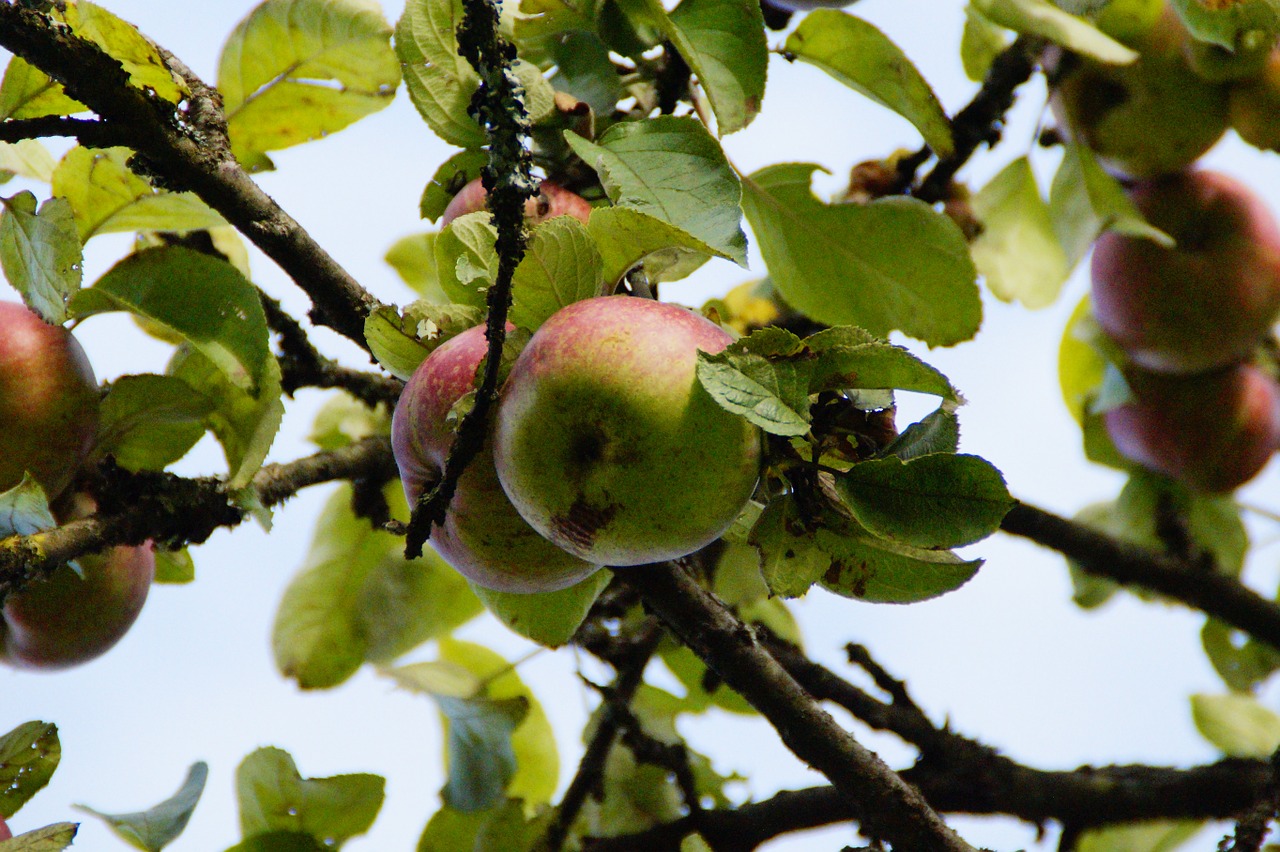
[1104,363,1280,492]
[1184,30,1274,83]
[494,296,762,566]
[0,544,155,671]
[1090,170,1280,374]
[439,177,593,229]
[1047,8,1229,179]
[0,301,99,500]
[391,324,600,593]
[1230,48,1280,151]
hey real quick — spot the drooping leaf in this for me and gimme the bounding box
[274,483,483,689]
[807,330,963,402]
[742,163,980,346]
[566,117,748,266]
[95,374,213,472]
[75,761,208,852]
[588,206,724,286]
[468,569,610,648]
[639,0,768,135]
[236,747,384,847]
[0,823,78,851]
[1192,693,1280,757]
[1049,144,1171,268]
[152,547,195,584]
[510,217,606,330]
[545,30,624,119]
[0,193,80,325]
[434,212,499,308]
[1202,619,1280,692]
[0,57,86,121]
[786,11,953,157]
[696,328,813,437]
[54,1,186,103]
[364,301,484,381]
[0,722,60,819]
[970,156,1070,309]
[73,247,272,393]
[51,147,226,240]
[973,0,1139,63]
[817,523,983,603]
[836,454,1012,549]
[168,347,284,490]
[219,0,401,171]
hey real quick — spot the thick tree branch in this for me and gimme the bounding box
[404,0,535,558]
[617,561,976,852]
[1001,501,1280,652]
[0,3,382,347]
[0,436,396,597]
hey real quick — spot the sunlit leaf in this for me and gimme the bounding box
[95,374,212,472]
[364,301,483,381]
[0,57,86,121]
[973,0,1139,63]
[510,217,606,330]
[55,1,185,103]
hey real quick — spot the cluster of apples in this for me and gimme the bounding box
[393,180,761,592]
[1050,6,1280,492]
[0,301,155,670]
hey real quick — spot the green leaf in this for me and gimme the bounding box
[1049,144,1171,268]
[0,477,56,540]
[364,301,484,381]
[1192,693,1280,757]
[588,206,723,286]
[0,193,81,325]
[1074,821,1202,852]
[223,832,326,852]
[1202,619,1280,692]
[972,0,1139,63]
[434,212,499,308]
[0,141,57,183]
[273,483,482,689]
[219,0,401,171]
[0,722,60,819]
[742,163,980,346]
[510,217,606,330]
[640,0,768,135]
[565,117,747,266]
[236,747,384,847]
[817,524,983,603]
[51,147,226,241]
[468,569,610,648]
[74,247,271,393]
[786,11,953,157]
[0,823,78,852]
[153,547,195,585]
[75,762,207,852]
[308,392,391,451]
[836,454,1012,549]
[419,150,489,223]
[970,156,1070,309]
[95,374,213,472]
[696,328,812,437]
[1170,0,1280,49]
[0,57,86,121]
[385,233,447,303]
[168,347,284,490]
[545,31,624,119]
[807,330,963,402]
[882,407,961,460]
[749,496,832,598]
[415,806,488,852]
[961,4,1012,81]
[54,1,185,104]
[1057,294,1110,424]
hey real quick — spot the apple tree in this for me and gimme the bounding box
[2,0,1280,849]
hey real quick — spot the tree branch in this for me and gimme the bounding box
[0,3,382,347]
[0,436,396,597]
[616,561,976,852]
[0,115,124,147]
[1001,501,1280,652]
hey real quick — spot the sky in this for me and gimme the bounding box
[4,1,1280,850]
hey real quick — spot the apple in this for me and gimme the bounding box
[0,302,99,500]
[439,177,593,229]
[1104,363,1280,492]
[1230,48,1280,152]
[391,324,601,593]
[1090,170,1280,374]
[494,296,762,566]
[1047,8,1229,179]
[0,816,10,840]
[762,0,852,10]
[1184,31,1273,83]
